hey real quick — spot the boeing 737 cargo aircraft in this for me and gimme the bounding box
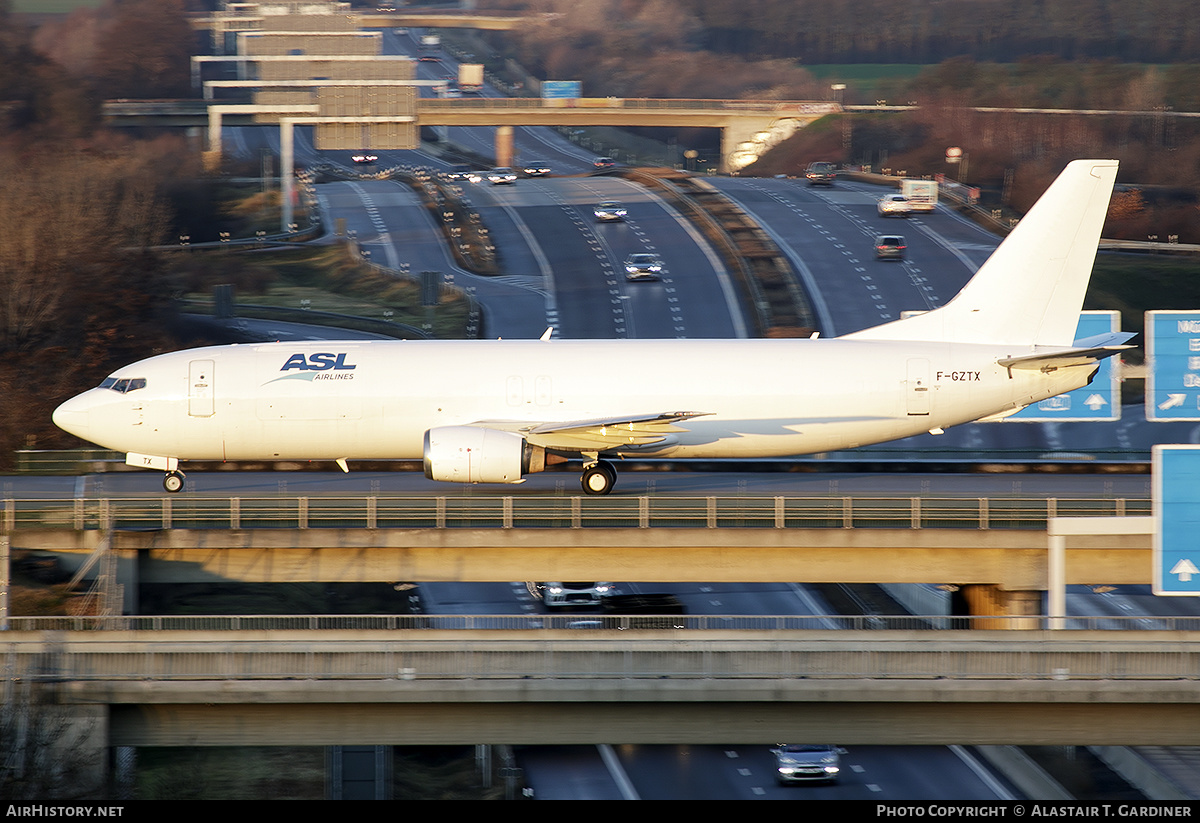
[53,160,1131,495]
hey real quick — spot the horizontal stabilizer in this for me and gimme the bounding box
[997,332,1135,372]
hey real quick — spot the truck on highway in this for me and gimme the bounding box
[900,179,938,213]
[458,63,484,94]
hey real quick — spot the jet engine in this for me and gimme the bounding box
[422,426,545,484]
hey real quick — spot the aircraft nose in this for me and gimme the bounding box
[52,395,91,439]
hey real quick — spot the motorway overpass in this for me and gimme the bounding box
[7,627,1200,750]
[102,98,839,174]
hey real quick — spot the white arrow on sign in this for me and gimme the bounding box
[1084,394,1108,410]
[1159,394,1187,410]
[1170,558,1200,582]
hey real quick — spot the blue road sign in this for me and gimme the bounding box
[1154,445,1200,595]
[541,81,582,99]
[1146,311,1200,421]
[1006,311,1122,422]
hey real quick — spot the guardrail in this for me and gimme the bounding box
[0,495,1149,532]
[6,613,1198,633]
[6,627,1200,680]
[418,98,840,113]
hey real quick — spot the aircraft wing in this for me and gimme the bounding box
[997,332,1136,372]
[471,412,711,451]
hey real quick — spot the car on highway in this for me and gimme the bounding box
[804,161,837,186]
[486,167,517,185]
[522,160,551,177]
[351,153,378,165]
[442,164,478,183]
[593,201,627,222]
[771,744,841,784]
[623,252,663,281]
[877,193,914,217]
[874,234,906,260]
[593,156,616,171]
[540,582,615,609]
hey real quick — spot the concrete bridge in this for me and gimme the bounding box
[102,97,839,174]
[1,491,1154,620]
[7,627,1200,749]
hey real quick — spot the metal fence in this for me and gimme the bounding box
[0,495,1149,532]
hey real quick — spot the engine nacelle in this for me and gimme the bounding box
[423,426,542,484]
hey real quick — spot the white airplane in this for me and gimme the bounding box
[53,159,1131,495]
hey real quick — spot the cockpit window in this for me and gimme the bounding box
[99,377,147,393]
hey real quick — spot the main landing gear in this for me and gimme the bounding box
[581,460,617,496]
[163,471,186,493]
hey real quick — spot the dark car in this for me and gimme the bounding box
[442,164,474,182]
[805,162,837,186]
[874,234,906,260]
[623,253,663,281]
[522,160,552,177]
[351,153,378,165]
[593,156,616,171]
[486,167,517,185]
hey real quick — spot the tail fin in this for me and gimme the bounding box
[846,159,1118,347]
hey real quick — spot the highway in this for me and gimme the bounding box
[121,25,1196,801]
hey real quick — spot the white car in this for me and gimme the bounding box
[487,167,517,185]
[623,253,663,281]
[877,194,913,217]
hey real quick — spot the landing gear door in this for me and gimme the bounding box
[189,359,214,417]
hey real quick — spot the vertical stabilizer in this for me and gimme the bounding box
[845,159,1118,347]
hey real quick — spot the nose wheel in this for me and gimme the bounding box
[163,471,186,493]
[581,460,617,495]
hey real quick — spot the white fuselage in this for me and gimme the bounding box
[53,338,1095,463]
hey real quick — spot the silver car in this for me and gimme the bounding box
[772,744,841,784]
[877,193,913,217]
[623,253,663,281]
[594,201,627,222]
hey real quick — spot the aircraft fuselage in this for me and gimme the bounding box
[53,337,1094,464]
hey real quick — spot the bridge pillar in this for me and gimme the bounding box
[204,109,223,172]
[495,125,514,168]
[959,584,1042,629]
[721,115,787,174]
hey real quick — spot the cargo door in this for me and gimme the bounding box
[906,358,930,416]
[189,359,214,417]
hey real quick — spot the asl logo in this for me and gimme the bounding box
[280,353,356,372]
[266,352,358,384]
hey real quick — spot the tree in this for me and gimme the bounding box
[92,0,196,99]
